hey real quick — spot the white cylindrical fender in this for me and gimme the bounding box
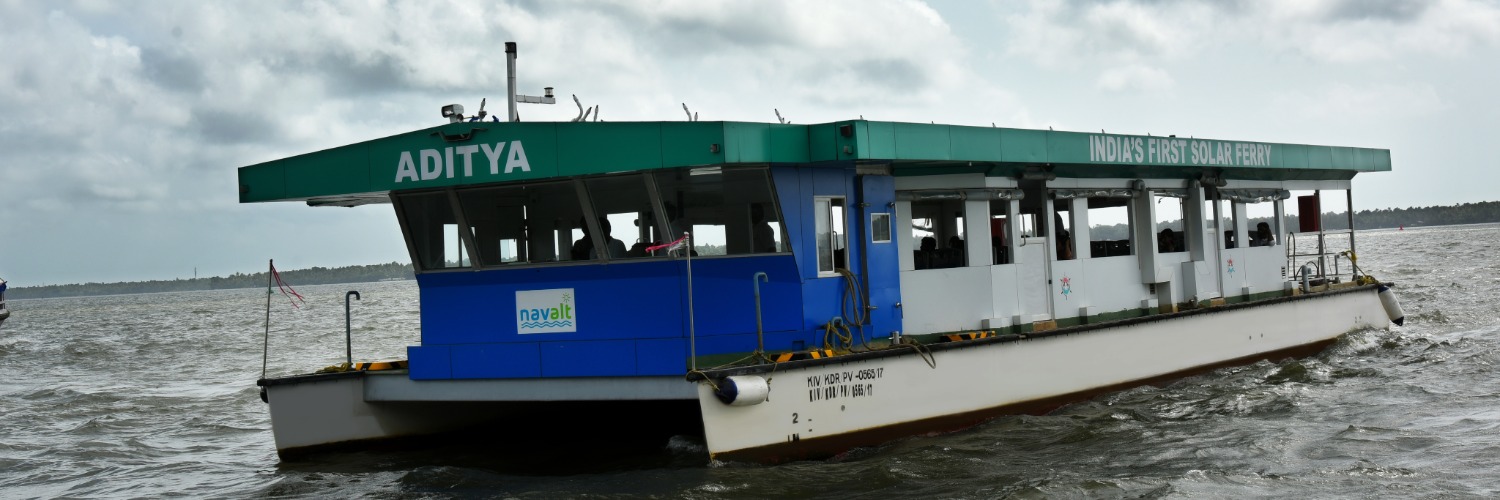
[1378,284,1405,326]
[714,375,770,406]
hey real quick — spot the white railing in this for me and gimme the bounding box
[1285,229,1355,282]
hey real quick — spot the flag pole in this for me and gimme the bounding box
[685,232,696,371]
[262,259,273,380]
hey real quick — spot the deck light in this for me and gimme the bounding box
[441,104,464,123]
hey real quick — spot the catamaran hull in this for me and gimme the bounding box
[260,371,701,456]
[696,286,1391,463]
[259,372,507,456]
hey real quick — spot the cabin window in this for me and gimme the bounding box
[989,200,1012,264]
[910,199,966,269]
[870,213,892,243]
[397,191,472,270]
[1154,192,1186,253]
[1245,199,1278,247]
[1086,198,1132,257]
[1206,198,1237,249]
[1014,211,1038,238]
[1052,200,1076,261]
[653,168,786,256]
[580,175,657,260]
[455,181,584,266]
[815,197,847,274]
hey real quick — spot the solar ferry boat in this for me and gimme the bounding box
[245,47,1401,463]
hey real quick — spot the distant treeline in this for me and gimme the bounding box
[1247,200,1500,231]
[1081,200,1500,240]
[1321,200,1500,230]
[9,262,414,300]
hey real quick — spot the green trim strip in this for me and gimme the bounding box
[239,120,1390,204]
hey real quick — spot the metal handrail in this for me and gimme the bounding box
[1285,229,1356,281]
[345,291,361,365]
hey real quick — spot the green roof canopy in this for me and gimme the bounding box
[238,120,1390,206]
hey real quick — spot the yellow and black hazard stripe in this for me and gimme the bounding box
[353,360,409,371]
[939,331,994,343]
[773,349,837,363]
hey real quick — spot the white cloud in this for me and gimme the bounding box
[1003,0,1500,66]
[0,0,1010,284]
[1271,82,1446,119]
[1003,0,1216,67]
[1096,64,1175,93]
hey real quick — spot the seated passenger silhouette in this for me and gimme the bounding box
[944,235,965,268]
[915,236,938,270]
[751,203,777,253]
[572,218,627,260]
[1250,222,1274,247]
[1054,213,1074,260]
[1158,228,1180,253]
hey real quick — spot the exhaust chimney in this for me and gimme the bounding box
[506,42,518,122]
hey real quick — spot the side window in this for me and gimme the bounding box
[653,168,787,256]
[1154,193,1186,253]
[455,181,584,266]
[398,191,470,271]
[989,199,1011,264]
[1086,198,1132,258]
[870,213,892,243]
[815,197,847,274]
[910,199,966,269]
[1206,198,1237,249]
[1052,200,1075,261]
[1246,199,1278,247]
[580,175,656,260]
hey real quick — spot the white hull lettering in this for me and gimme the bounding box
[395,152,419,183]
[394,141,530,183]
[1090,134,1272,167]
[420,149,442,180]
[505,141,530,173]
[456,145,478,177]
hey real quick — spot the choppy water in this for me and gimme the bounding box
[3,224,1499,498]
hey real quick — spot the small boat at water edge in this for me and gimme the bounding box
[243,43,1402,463]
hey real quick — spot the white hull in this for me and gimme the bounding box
[261,371,698,455]
[696,287,1389,462]
[261,372,505,455]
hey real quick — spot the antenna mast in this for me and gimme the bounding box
[505,42,556,122]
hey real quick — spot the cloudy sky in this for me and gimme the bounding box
[2,0,1497,286]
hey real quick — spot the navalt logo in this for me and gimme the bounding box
[394,141,530,183]
[516,288,576,334]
